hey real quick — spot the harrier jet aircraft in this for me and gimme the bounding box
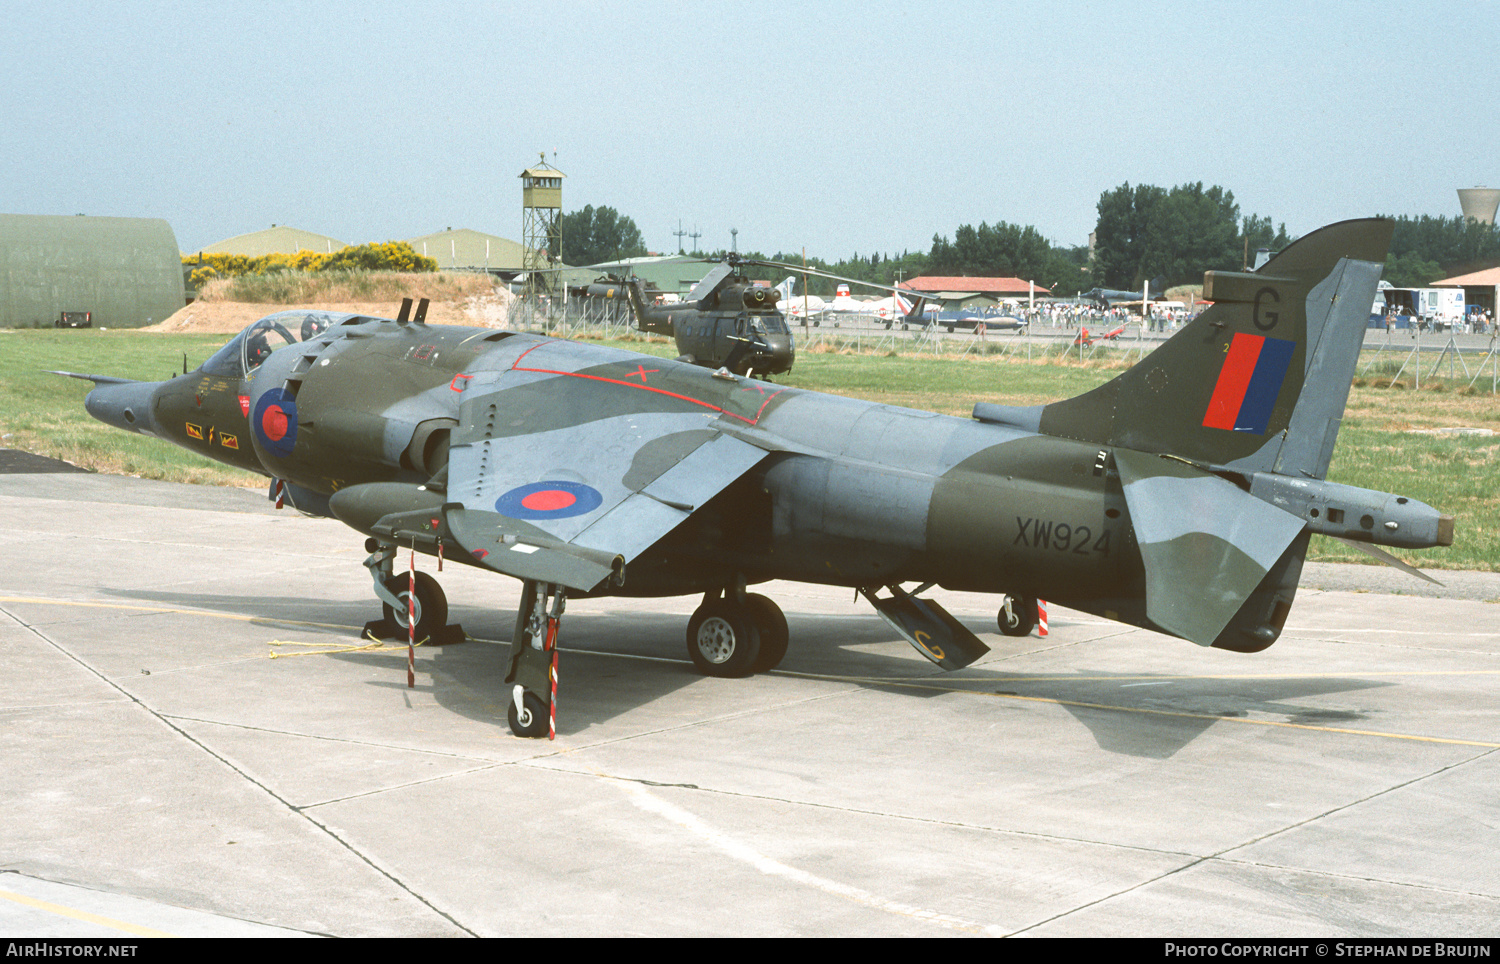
[60,219,1451,739]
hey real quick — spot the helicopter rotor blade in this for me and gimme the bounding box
[730,256,921,298]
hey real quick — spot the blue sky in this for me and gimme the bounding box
[5,0,1496,258]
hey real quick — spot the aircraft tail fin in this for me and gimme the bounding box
[623,278,673,336]
[1037,218,1393,480]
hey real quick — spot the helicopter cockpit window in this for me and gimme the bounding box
[198,311,340,378]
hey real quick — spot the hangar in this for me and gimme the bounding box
[404,227,527,273]
[194,225,347,257]
[0,213,185,328]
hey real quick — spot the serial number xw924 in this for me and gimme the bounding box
[1014,517,1112,555]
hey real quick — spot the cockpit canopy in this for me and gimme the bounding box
[200,311,353,378]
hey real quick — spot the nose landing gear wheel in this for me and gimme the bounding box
[686,601,762,678]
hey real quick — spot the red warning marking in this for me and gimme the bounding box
[238,395,250,417]
[261,405,289,441]
[510,344,786,426]
[450,373,473,392]
[625,365,658,381]
[521,490,577,512]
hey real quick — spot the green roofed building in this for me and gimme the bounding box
[579,254,712,294]
[1,213,186,328]
[405,227,528,273]
[196,225,347,257]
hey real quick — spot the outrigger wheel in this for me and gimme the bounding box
[998,595,1038,637]
[507,689,549,739]
[382,572,448,642]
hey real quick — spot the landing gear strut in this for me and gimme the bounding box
[998,595,1038,637]
[360,538,461,644]
[685,585,789,677]
[507,580,566,739]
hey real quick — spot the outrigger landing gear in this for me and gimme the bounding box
[506,580,566,739]
[997,595,1038,637]
[685,583,789,677]
[360,538,463,644]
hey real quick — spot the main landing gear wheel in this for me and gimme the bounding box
[507,689,549,739]
[998,595,1038,637]
[686,600,762,678]
[745,593,789,672]
[383,572,448,641]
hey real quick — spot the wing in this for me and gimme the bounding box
[441,345,778,592]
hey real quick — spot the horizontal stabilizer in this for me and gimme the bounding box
[1116,450,1306,646]
[45,370,136,386]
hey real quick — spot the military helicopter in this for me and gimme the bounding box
[590,255,930,378]
[587,260,794,377]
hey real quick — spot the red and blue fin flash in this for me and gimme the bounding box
[1202,333,1295,434]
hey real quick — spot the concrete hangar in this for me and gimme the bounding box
[0,213,185,328]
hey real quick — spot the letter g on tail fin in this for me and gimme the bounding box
[1037,218,1394,481]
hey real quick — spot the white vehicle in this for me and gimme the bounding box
[1385,286,1465,329]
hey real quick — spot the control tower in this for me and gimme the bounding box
[520,154,565,319]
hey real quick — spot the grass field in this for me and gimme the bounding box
[4,327,1495,571]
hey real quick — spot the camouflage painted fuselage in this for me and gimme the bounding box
[73,218,1453,657]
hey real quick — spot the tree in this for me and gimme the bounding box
[1092,182,1288,289]
[1241,214,1293,265]
[559,205,647,266]
[1382,214,1500,279]
[1383,251,1443,288]
[924,221,1084,294]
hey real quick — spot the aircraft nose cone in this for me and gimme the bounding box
[84,380,160,436]
[760,334,794,373]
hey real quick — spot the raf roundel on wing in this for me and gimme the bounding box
[496,481,604,520]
